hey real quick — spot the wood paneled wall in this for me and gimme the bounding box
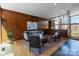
[48,21,52,29]
[38,21,49,30]
[0,7,1,17]
[48,20,55,29]
[1,9,46,40]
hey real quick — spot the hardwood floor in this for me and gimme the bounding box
[12,40,32,56]
[11,37,68,56]
[40,37,68,56]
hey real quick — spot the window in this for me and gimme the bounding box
[55,25,59,29]
[55,19,60,25]
[71,15,79,39]
[61,25,68,29]
[71,16,79,24]
[54,15,69,30]
[61,16,69,30]
[54,18,61,29]
[61,18,68,24]
[71,25,79,38]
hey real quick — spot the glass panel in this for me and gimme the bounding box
[55,20,60,25]
[71,25,79,38]
[61,17,68,24]
[71,15,79,39]
[55,25,59,29]
[61,25,68,29]
[71,16,79,24]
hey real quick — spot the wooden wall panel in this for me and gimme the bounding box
[38,21,49,30]
[48,20,55,29]
[2,9,46,40]
[48,21,52,29]
[0,7,1,16]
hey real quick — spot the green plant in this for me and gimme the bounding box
[7,31,13,43]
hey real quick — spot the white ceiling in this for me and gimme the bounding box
[1,3,79,19]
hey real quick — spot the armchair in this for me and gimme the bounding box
[52,31,61,41]
[28,35,45,54]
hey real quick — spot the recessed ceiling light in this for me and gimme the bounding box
[54,3,56,6]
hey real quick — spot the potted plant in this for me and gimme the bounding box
[7,31,13,43]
